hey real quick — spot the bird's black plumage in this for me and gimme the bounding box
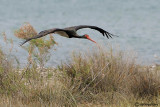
[20,25,116,46]
[75,25,116,38]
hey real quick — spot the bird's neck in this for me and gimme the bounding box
[72,35,85,38]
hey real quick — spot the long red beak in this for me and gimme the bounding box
[86,36,97,43]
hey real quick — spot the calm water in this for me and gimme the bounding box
[0,0,160,66]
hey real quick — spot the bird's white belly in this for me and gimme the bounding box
[54,31,69,38]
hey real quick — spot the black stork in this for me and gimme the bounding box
[20,25,116,46]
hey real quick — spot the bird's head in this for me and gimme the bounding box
[83,34,96,43]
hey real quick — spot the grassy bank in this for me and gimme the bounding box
[0,23,159,106]
[0,46,160,106]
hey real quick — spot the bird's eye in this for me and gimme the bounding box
[85,34,89,38]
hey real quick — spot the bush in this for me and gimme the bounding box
[14,22,57,69]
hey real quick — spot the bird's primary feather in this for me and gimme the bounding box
[73,25,116,39]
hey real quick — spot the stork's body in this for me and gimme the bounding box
[20,25,116,46]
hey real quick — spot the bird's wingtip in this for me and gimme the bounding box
[19,43,24,47]
[19,40,26,46]
[112,34,119,37]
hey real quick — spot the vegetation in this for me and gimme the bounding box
[0,23,159,107]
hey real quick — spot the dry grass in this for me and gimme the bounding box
[0,46,159,106]
[58,47,160,106]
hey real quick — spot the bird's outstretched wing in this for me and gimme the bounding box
[20,28,66,46]
[74,25,117,39]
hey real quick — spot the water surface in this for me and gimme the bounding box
[0,0,160,66]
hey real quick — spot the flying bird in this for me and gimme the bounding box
[20,25,116,46]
